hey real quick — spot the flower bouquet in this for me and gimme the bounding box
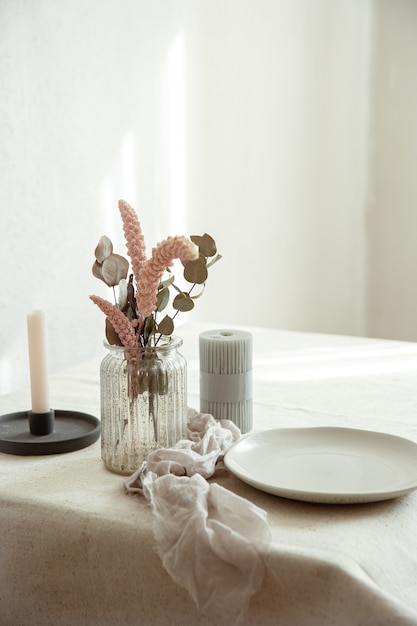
[91,199,220,474]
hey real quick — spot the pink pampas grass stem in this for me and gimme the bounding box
[137,236,198,317]
[118,199,147,284]
[90,295,138,348]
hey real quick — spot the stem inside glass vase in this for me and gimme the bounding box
[100,336,187,475]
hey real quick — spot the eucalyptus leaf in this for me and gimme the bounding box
[157,315,174,335]
[171,282,184,294]
[190,285,206,300]
[92,260,104,282]
[183,257,208,284]
[155,287,170,312]
[101,254,129,287]
[95,235,113,263]
[105,317,123,346]
[206,253,222,269]
[191,233,217,258]
[159,275,176,290]
[173,292,195,312]
[118,278,128,310]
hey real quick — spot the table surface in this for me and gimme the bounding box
[1,324,417,626]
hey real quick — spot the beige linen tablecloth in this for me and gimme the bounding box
[1,324,417,625]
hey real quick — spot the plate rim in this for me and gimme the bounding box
[224,426,417,504]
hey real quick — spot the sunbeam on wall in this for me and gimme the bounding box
[99,130,137,250]
[168,32,186,235]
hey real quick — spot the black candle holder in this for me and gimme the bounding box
[0,408,100,456]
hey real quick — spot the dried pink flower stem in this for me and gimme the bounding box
[118,199,147,286]
[137,236,199,317]
[90,295,137,348]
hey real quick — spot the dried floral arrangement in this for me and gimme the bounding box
[90,199,220,348]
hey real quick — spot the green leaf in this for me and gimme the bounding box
[155,287,170,312]
[191,233,217,258]
[173,292,195,312]
[157,315,174,335]
[183,257,208,284]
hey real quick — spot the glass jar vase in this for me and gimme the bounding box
[100,336,187,475]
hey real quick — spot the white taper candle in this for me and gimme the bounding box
[27,310,50,414]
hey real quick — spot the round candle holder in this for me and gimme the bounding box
[0,409,100,456]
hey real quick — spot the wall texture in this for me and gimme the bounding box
[0,0,413,396]
[366,0,417,341]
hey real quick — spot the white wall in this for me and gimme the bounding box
[183,1,371,336]
[1,0,176,394]
[0,0,413,396]
[366,0,417,341]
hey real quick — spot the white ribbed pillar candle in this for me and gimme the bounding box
[199,329,252,433]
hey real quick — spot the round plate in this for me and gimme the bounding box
[224,427,417,503]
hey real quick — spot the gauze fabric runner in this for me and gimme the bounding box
[124,409,271,621]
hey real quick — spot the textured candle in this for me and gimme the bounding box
[199,329,252,433]
[27,310,50,414]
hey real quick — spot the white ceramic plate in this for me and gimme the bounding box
[224,427,417,503]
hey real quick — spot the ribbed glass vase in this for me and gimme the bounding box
[100,336,187,475]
